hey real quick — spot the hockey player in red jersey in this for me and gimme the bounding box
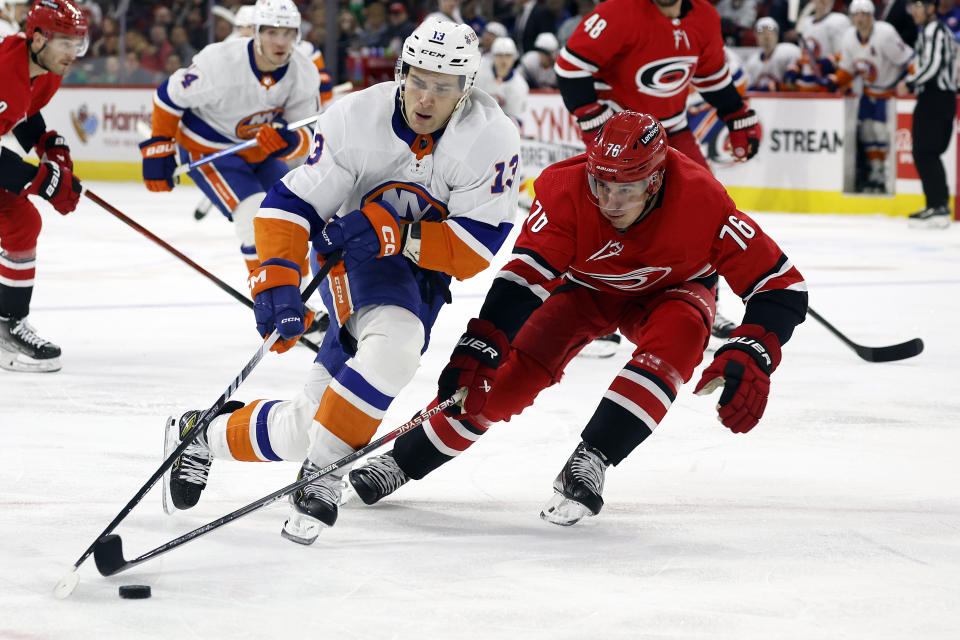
[555,0,761,166]
[347,111,808,525]
[0,0,86,373]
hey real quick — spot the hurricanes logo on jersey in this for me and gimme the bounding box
[571,265,672,292]
[361,181,448,223]
[635,57,698,98]
[236,108,284,139]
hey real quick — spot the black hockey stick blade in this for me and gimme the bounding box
[808,307,924,363]
[93,534,128,576]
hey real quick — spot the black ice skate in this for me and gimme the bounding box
[540,442,610,526]
[577,333,622,359]
[165,401,244,511]
[908,205,951,229]
[281,460,344,545]
[711,311,737,339]
[345,451,410,505]
[0,315,62,373]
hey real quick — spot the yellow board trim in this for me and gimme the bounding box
[521,178,954,218]
[71,161,194,185]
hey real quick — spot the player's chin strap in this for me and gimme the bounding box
[28,31,52,72]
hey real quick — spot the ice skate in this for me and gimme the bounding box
[0,316,62,373]
[540,442,609,526]
[167,401,244,511]
[193,195,212,221]
[908,205,951,229]
[711,311,736,339]
[577,333,621,359]
[161,416,178,515]
[281,460,344,545]
[344,451,409,505]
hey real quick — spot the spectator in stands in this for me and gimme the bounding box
[337,9,362,82]
[514,0,556,54]
[385,2,417,53]
[461,0,488,36]
[122,50,155,85]
[716,0,758,46]
[94,54,123,85]
[140,24,173,74]
[185,6,208,50]
[90,15,120,58]
[426,0,465,24]
[169,25,197,64]
[475,36,529,127]
[163,52,182,79]
[358,1,390,49]
[154,5,173,31]
[480,21,508,54]
[881,0,920,46]
[519,30,558,88]
[937,0,960,38]
[557,0,596,46]
[744,16,803,91]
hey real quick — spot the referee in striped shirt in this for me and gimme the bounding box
[899,0,958,228]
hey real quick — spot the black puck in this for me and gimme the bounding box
[118,585,151,599]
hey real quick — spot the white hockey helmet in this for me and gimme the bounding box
[491,36,517,57]
[253,0,300,59]
[397,17,481,93]
[754,16,779,34]
[235,5,256,28]
[849,0,874,15]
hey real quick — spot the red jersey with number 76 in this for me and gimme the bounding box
[508,149,805,320]
[556,0,732,133]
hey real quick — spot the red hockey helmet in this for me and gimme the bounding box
[25,0,89,56]
[585,111,668,212]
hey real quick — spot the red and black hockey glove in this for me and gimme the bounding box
[248,258,315,354]
[139,136,178,192]
[722,106,761,161]
[35,130,73,171]
[438,318,510,417]
[573,102,615,146]
[22,161,82,215]
[693,324,782,434]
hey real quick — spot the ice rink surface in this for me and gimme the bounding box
[2,183,958,639]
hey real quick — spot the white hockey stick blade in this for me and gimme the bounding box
[540,492,595,526]
[53,569,80,600]
[161,416,178,516]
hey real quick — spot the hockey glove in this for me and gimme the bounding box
[315,202,401,269]
[693,324,782,434]
[22,161,82,215]
[254,120,303,158]
[722,106,761,161]
[36,130,73,171]
[438,318,510,417]
[248,258,314,354]
[573,102,615,146]
[139,136,178,192]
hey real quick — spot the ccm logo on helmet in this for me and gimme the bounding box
[421,49,446,58]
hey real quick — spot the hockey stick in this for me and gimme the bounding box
[173,113,321,177]
[53,250,343,599]
[91,391,464,577]
[81,188,323,354]
[808,306,924,362]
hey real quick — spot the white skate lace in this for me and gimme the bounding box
[177,441,213,485]
[568,449,605,494]
[301,469,342,505]
[355,454,408,497]
[11,320,48,349]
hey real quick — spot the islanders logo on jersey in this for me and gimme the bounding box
[635,56,698,98]
[236,108,284,139]
[361,181,449,223]
[853,58,879,84]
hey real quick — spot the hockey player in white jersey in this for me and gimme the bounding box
[164,18,521,545]
[745,17,803,91]
[140,0,320,274]
[474,36,528,128]
[795,0,851,90]
[831,0,913,192]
